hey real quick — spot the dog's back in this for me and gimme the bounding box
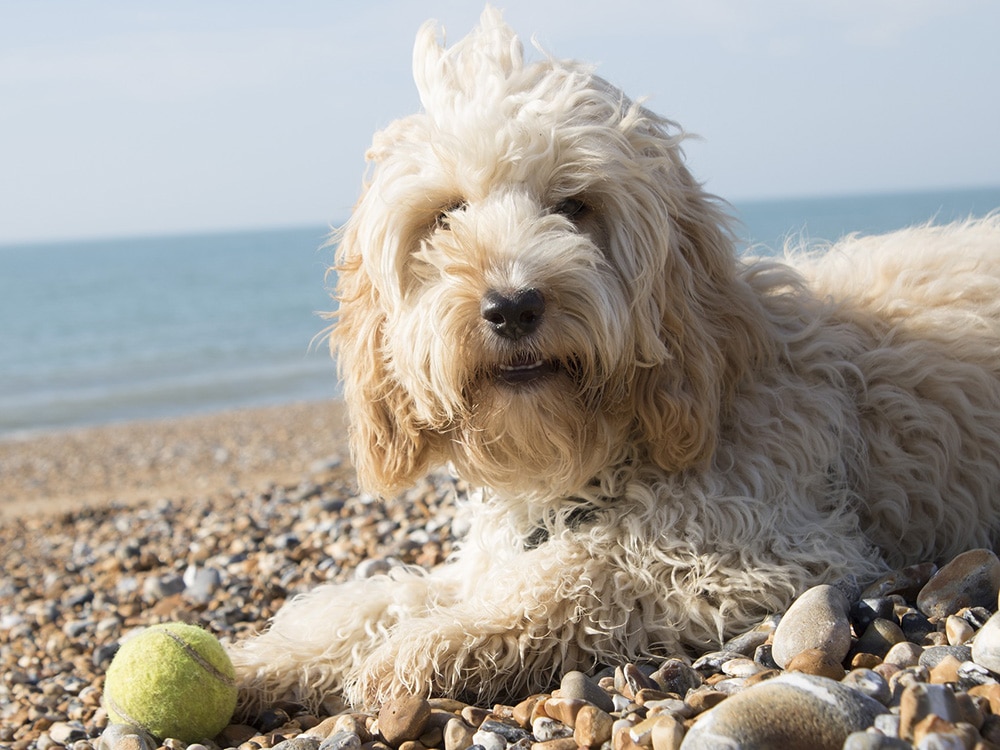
[789,216,1000,566]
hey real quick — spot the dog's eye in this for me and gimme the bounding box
[554,198,589,221]
[435,200,467,231]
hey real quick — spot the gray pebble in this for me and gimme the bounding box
[915,735,967,750]
[182,564,223,603]
[471,729,506,750]
[841,668,891,706]
[918,645,972,668]
[319,731,362,750]
[771,584,852,669]
[271,739,321,750]
[842,732,911,749]
[561,670,615,712]
[855,618,906,657]
[531,717,573,742]
[97,725,155,750]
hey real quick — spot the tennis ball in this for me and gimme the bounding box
[103,623,238,743]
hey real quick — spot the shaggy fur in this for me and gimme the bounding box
[232,8,1000,712]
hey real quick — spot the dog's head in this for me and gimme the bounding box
[332,8,769,498]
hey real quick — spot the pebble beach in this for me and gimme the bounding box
[6,402,1000,750]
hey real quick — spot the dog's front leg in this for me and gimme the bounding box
[349,538,601,706]
[231,566,457,716]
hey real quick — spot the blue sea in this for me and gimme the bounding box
[2,186,999,438]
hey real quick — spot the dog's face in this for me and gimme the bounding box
[332,9,766,498]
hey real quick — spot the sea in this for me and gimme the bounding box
[2,186,999,438]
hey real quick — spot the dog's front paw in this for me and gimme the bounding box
[350,621,509,706]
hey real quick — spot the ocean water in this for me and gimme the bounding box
[2,186,998,437]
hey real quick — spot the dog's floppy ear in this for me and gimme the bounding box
[329,216,438,498]
[628,142,772,472]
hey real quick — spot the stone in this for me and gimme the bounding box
[98,725,156,750]
[883,641,924,668]
[472,729,506,750]
[842,732,911,749]
[561,671,615,713]
[477,719,532,744]
[841,669,891,706]
[771,584,852,669]
[531,718,573,743]
[785,648,846,680]
[443,718,476,750]
[649,715,685,750]
[898,682,960,741]
[919,645,972,669]
[861,563,937,599]
[650,660,703,697]
[378,697,432,746]
[972,611,1000,674]
[318,732,361,750]
[855,618,906,658]
[271,739,321,750]
[573,706,614,748]
[680,673,886,750]
[721,616,780,656]
[541,697,588,727]
[916,549,1000,618]
[945,615,976,646]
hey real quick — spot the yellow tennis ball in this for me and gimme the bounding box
[103,623,238,743]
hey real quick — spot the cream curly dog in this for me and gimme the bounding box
[232,8,1000,711]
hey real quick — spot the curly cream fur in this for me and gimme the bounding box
[231,8,1000,712]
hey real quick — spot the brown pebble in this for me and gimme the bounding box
[970,684,1000,715]
[929,654,963,684]
[417,725,443,748]
[634,689,672,705]
[531,739,578,750]
[785,648,846,680]
[398,741,426,750]
[460,706,490,728]
[512,696,549,728]
[573,705,614,748]
[427,699,468,713]
[743,669,781,687]
[541,697,588,728]
[217,725,259,747]
[850,652,883,670]
[649,715,685,750]
[378,697,432,746]
[684,688,727,715]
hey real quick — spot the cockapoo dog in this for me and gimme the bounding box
[232,8,1000,712]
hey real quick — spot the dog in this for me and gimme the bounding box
[231,8,1000,712]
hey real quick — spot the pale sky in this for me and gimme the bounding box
[2,1,998,245]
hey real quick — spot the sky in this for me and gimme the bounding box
[2,1,999,245]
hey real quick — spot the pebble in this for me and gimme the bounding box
[971,610,1000,673]
[377,697,431,746]
[771,584,853,669]
[561,671,615,713]
[681,673,887,749]
[915,549,1000,618]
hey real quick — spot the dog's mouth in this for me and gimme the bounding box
[492,355,562,386]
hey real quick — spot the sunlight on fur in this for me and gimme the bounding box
[230,7,1000,712]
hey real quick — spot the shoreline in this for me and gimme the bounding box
[0,399,350,518]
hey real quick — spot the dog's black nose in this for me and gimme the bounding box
[481,288,545,340]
